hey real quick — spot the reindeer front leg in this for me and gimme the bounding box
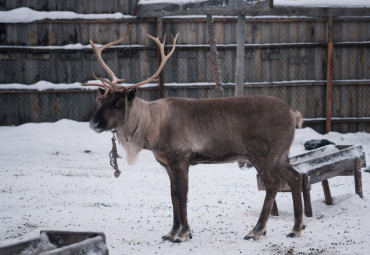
[162,178,181,241]
[162,164,192,243]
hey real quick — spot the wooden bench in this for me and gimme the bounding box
[257,145,367,217]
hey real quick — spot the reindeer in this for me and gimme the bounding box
[82,25,305,243]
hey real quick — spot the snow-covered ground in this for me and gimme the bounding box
[0,119,369,254]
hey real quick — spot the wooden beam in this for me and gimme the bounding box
[235,14,245,97]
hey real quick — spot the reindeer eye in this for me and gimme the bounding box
[114,99,124,108]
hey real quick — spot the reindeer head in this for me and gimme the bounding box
[82,25,179,133]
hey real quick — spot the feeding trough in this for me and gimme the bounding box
[0,231,108,255]
[257,145,367,217]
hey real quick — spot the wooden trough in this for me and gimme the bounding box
[0,231,108,255]
[257,145,367,217]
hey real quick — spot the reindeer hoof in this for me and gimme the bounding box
[244,235,256,241]
[302,224,306,230]
[173,238,182,243]
[162,235,173,242]
[287,232,298,238]
[172,230,191,243]
[244,227,266,241]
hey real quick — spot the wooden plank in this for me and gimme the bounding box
[261,22,271,44]
[270,22,279,44]
[307,158,358,184]
[256,174,291,192]
[278,22,289,43]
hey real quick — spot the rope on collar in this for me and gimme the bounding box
[109,129,121,178]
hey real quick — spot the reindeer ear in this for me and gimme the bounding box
[127,88,137,100]
[98,88,105,95]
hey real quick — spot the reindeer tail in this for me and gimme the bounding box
[293,109,303,128]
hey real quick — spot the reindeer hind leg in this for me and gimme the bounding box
[245,166,280,241]
[276,161,305,238]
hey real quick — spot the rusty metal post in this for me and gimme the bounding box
[325,16,333,133]
[157,17,164,99]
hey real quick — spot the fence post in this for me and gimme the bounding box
[325,16,333,133]
[157,17,164,99]
[206,14,224,98]
[235,14,245,97]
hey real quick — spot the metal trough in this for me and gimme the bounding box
[257,145,367,217]
[0,231,108,255]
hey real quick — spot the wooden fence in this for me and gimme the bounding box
[0,8,369,132]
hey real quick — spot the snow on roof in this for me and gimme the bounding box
[138,0,370,7]
[139,0,206,4]
[274,0,370,7]
[0,7,134,23]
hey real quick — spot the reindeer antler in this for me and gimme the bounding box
[82,25,179,100]
[125,33,179,90]
[81,24,134,100]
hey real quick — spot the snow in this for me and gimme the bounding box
[1,0,368,24]
[290,144,340,165]
[275,0,370,7]
[0,119,369,254]
[0,81,96,91]
[293,145,364,174]
[18,232,56,255]
[139,0,206,4]
[138,0,370,7]
[0,7,134,23]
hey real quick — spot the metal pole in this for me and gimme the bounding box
[325,16,333,133]
[235,14,245,97]
[157,17,164,99]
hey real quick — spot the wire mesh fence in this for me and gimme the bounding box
[0,43,369,131]
[140,44,369,122]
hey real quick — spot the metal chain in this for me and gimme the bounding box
[109,129,121,178]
